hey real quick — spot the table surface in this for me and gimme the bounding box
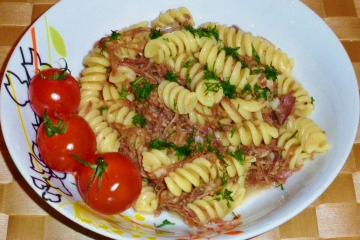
[0,0,359,239]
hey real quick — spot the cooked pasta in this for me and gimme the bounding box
[152,7,194,30]
[77,7,330,228]
[158,80,198,114]
[204,23,294,74]
[142,149,176,172]
[225,120,279,146]
[164,157,218,196]
[133,183,159,214]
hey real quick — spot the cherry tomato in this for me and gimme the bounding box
[37,115,96,172]
[29,68,80,117]
[76,153,142,215]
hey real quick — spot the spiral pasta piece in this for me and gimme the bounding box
[133,183,159,214]
[109,66,136,87]
[198,39,254,91]
[287,117,330,154]
[102,83,121,101]
[188,103,214,125]
[226,120,279,146]
[204,23,294,74]
[277,129,309,169]
[144,30,207,64]
[220,98,265,123]
[167,53,224,107]
[158,80,198,114]
[105,101,137,126]
[187,181,246,224]
[277,74,314,117]
[142,149,176,172]
[79,106,120,152]
[152,7,194,30]
[222,155,255,179]
[164,157,218,196]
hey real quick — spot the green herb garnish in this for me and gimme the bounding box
[252,44,260,64]
[216,189,234,207]
[204,69,221,93]
[100,106,109,114]
[241,83,252,95]
[44,113,68,137]
[132,114,147,128]
[185,25,219,41]
[165,71,177,82]
[118,88,129,100]
[221,81,237,99]
[110,30,121,41]
[131,77,155,102]
[250,68,263,75]
[150,29,162,39]
[150,139,176,150]
[222,47,240,60]
[155,219,175,228]
[264,65,278,81]
[253,84,270,100]
[276,184,285,191]
[311,96,315,105]
[175,145,192,159]
[184,59,195,68]
[230,149,245,165]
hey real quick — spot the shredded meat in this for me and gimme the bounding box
[263,94,296,126]
[275,94,296,124]
[245,142,293,185]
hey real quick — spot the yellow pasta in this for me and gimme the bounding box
[226,120,279,146]
[204,23,294,74]
[133,183,159,214]
[188,103,214,125]
[152,7,194,30]
[158,80,198,114]
[220,98,265,123]
[105,101,137,126]
[142,149,176,172]
[164,157,218,196]
[287,117,330,154]
[277,74,314,117]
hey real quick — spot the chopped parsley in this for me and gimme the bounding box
[118,88,129,100]
[221,171,229,185]
[252,44,260,64]
[150,28,162,39]
[150,139,176,150]
[110,30,121,41]
[175,145,192,159]
[100,106,109,114]
[216,189,234,207]
[155,219,175,228]
[204,69,221,93]
[185,25,219,41]
[131,77,155,102]
[250,65,279,81]
[230,149,245,165]
[276,184,285,191]
[165,71,178,82]
[221,81,237,99]
[222,47,240,60]
[241,83,252,95]
[264,65,278,81]
[184,59,195,68]
[254,84,271,100]
[250,68,263,75]
[132,114,147,128]
[311,96,315,105]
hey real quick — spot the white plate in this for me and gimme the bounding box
[1,0,359,239]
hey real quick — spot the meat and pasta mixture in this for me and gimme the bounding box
[78,7,330,229]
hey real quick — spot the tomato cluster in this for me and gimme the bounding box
[29,68,141,214]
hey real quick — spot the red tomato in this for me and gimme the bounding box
[37,115,96,172]
[29,68,80,117]
[76,153,142,215]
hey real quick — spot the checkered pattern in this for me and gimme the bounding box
[0,0,359,239]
